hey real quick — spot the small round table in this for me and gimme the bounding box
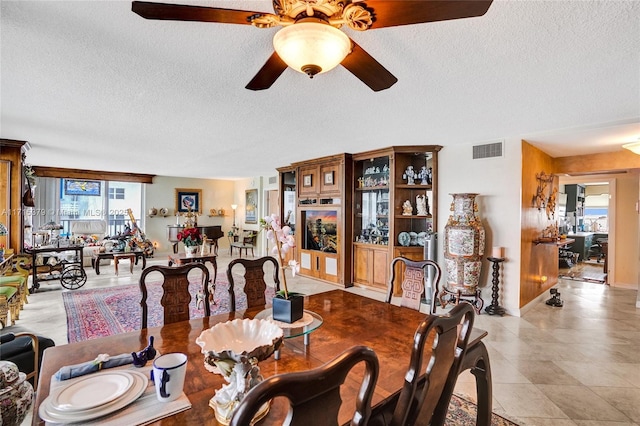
[254,309,323,360]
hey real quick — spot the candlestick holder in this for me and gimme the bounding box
[485,257,506,316]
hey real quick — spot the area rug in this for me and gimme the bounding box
[447,394,521,425]
[63,276,275,343]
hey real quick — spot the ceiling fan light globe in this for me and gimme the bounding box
[622,141,640,155]
[273,22,351,77]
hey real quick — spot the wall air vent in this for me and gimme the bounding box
[473,141,504,159]
[268,176,277,185]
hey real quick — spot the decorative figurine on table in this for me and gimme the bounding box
[402,166,416,185]
[416,195,429,216]
[402,200,413,215]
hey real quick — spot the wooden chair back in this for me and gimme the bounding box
[227,256,280,312]
[229,345,379,426]
[139,263,210,329]
[387,256,441,314]
[371,302,475,426]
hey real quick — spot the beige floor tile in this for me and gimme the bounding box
[574,421,638,426]
[516,419,578,426]
[554,361,637,387]
[493,383,568,419]
[506,359,582,386]
[590,387,640,423]
[536,384,630,422]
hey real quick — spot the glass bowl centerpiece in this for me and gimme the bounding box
[195,318,283,425]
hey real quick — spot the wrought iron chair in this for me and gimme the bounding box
[229,345,379,426]
[387,256,441,314]
[369,302,476,426]
[227,256,280,312]
[139,263,210,329]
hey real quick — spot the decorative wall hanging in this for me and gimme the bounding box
[534,171,554,211]
[175,188,202,214]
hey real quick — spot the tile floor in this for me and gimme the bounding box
[6,253,640,425]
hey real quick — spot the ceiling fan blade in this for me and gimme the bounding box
[364,0,493,29]
[132,1,261,25]
[341,40,397,92]
[246,52,288,91]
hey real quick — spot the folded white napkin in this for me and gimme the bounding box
[54,353,133,381]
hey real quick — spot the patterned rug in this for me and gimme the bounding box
[447,394,520,425]
[63,276,274,343]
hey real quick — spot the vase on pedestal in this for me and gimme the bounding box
[185,246,198,257]
[443,193,485,295]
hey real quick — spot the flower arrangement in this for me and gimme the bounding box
[177,226,202,247]
[261,214,299,299]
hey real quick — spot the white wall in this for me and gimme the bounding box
[438,138,523,315]
[143,176,235,254]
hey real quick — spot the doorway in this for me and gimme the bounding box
[558,176,615,284]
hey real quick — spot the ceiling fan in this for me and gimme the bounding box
[132,0,493,91]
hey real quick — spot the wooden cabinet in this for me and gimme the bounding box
[280,147,440,291]
[299,249,340,283]
[0,139,29,251]
[351,146,441,292]
[284,154,352,287]
[353,243,389,288]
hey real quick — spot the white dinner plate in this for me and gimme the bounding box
[50,371,133,412]
[39,370,148,424]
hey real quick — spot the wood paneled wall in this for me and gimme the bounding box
[520,141,559,307]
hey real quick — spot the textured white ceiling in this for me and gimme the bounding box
[1,0,639,179]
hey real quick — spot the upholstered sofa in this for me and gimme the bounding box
[69,220,110,267]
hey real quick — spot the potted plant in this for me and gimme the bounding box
[177,226,202,257]
[261,214,302,323]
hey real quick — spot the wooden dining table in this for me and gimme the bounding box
[33,290,490,425]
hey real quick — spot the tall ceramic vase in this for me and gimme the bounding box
[444,193,485,294]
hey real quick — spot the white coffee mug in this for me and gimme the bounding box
[151,353,188,402]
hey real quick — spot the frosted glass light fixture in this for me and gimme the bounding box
[273,21,351,78]
[622,140,640,155]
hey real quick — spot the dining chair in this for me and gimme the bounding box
[369,302,475,426]
[387,256,441,314]
[229,345,379,426]
[227,256,280,312]
[139,263,210,329]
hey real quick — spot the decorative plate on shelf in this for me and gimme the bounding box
[398,232,410,247]
[158,207,168,216]
[417,232,427,246]
[409,232,418,246]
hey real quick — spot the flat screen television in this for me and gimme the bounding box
[302,210,338,253]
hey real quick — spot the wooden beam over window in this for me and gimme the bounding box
[32,166,155,184]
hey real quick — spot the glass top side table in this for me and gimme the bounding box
[254,309,323,359]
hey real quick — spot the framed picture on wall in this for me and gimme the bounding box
[64,179,101,196]
[175,188,202,213]
[303,174,312,187]
[324,171,334,185]
[245,189,258,224]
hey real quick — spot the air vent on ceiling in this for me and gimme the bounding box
[268,176,277,185]
[473,141,504,159]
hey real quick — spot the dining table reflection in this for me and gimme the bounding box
[33,289,489,425]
